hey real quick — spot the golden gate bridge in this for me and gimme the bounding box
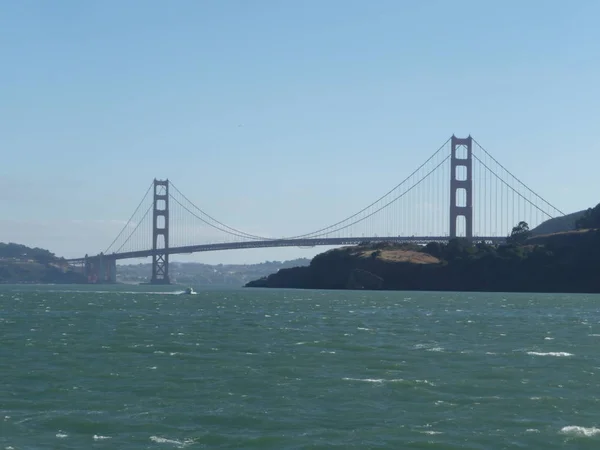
[67,136,564,284]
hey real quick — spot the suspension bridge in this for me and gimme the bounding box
[67,136,564,284]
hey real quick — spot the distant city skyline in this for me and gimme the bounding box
[2,0,599,264]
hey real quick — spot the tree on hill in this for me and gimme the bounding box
[575,203,600,229]
[0,242,58,264]
[443,238,474,260]
[424,241,443,258]
[507,221,530,245]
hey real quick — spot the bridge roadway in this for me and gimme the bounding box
[66,235,507,264]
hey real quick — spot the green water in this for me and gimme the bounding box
[2,285,600,449]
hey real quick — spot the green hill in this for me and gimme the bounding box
[0,243,86,284]
[530,210,585,236]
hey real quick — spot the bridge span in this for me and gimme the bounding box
[68,235,506,284]
[67,235,507,264]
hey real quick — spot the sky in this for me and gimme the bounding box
[1,0,599,265]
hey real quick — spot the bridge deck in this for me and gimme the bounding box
[67,236,506,263]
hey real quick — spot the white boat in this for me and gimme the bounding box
[181,287,197,295]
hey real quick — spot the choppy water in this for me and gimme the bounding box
[2,285,600,449]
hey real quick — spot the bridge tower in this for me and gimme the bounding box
[151,179,170,284]
[449,135,473,240]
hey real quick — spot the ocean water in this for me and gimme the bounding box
[2,285,600,449]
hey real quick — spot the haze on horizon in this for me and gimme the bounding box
[1,0,599,265]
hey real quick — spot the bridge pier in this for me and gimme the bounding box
[151,179,170,284]
[450,135,473,240]
[84,253,117,284]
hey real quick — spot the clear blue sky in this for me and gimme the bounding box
[1,0,599,264]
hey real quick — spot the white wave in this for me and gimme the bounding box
[560,426,600,437]
[526,429,540,433]
[150,436,193,447]
[342,377,404,384]
[544,337,554,340]
[93,435,111,440]
[527,351,573,357]
[56,432,68,438]
[414,343,444,352]
[342,377,434,386]
[343,377,387,383]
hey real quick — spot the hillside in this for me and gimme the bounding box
[0,243,86,284]
[530,203,600,241]
[247,243,443,290]
[246,233,600,293]
[526,228,595,246]
[530,210,585,235]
